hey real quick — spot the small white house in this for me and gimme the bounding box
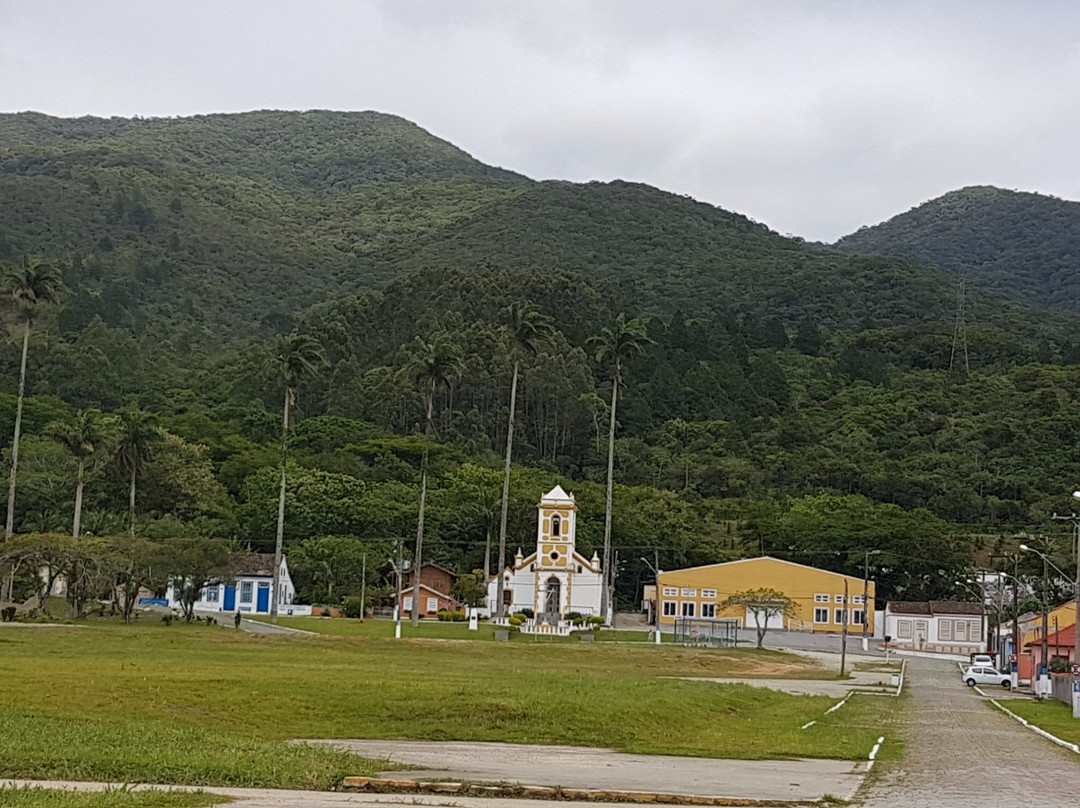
[166,553,305,616]
[884,601,985,656]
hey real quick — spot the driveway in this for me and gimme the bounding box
[300,739,866,803]
[858,655,1077,807]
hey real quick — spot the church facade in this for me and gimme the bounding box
[487,485,605,622]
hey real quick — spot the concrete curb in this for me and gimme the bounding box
[341,777,822,806]
[986,699,1080,755]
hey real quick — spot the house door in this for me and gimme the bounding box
[543,577,561,623]
[915,620,928,650]
[223,586,236,611]
[257,582,270,613]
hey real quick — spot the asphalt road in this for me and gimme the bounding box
[858,655,1078,807]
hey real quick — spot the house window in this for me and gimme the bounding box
[662,601,677,617]
[681,602,695,617]
[814,594,830,603]
[681,588,697,597]
[897,619,912,639]
[204,585,219,603]
[814,607,829,624]
[969,619,981,639]
[701,603,716,618]
[954,620,968,641]
[940,620,953,641]
[834,595,846,603]
[851,610,865,626]
[403,596,413,612]
[240,581,253,604]
[835,608,847,625]
[552,515,561,537]
[427,597,439,614]
[851,595,864,605]
[701,589,717,598]
[663,587,678,597]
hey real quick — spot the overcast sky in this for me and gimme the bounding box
[3,1,1079,241]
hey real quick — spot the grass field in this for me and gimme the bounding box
[1001,698,1080,746]
[0,623,901,790]
[0,789,223,808]
[256,616,660,642]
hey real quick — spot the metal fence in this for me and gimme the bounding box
[673,617,739,648]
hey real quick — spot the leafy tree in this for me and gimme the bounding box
[0,533,77,616]
[452,569,488,608]
[115,404,162,537]
[399,333,463,627]
[588,314,651,620]
[288,535,371,603]
[720,588,796,649]
[45,409,118,539]
[158,538,231,624]
[495,303,555,617]
[2,262,65,546]
[264,331,326,622]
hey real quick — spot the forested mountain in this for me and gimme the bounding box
[834,186,1080,311]
[2,111,1080,608]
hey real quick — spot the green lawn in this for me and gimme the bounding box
[0,623,898,790]
[0,789,223,808]
[1001,698,1080,746]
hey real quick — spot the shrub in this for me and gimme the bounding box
[450,610,466,622]
[437,610,452,621]
[587,615,605,626]
[342,597,364,618]
[565,611,583,621]
[508,615,525,627]
[518,608,534,619]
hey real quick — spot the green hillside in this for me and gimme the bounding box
[2,112,1080,607]
[834,185,1080,310]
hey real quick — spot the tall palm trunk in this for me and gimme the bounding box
[3,320,30,602]
[271,387,291,623]
[128,465,137,538]
[495,359,520,619]
[412,392,434,628]
[600,367,619,623]
[5,319,30,541]
[72,459,85,539]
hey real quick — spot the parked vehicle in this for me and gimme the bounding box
[970,653,994,667]
[962,666,1011,688]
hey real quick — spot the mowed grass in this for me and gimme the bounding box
[260,616,661,643]
[1000,698,1080,747]
[0,623,897,790]
[0,789,224,808]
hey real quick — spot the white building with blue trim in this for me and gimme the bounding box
[166,553,303,616]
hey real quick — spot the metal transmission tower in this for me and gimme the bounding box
[949,275,970,379]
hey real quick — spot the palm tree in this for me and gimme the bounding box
[399,334,463,627]
[45,409,118,539]
[3,262,64,542]
[115,405,162,537]
[495,303,555,618]
[264,331,327,623]
[588,314,652,622]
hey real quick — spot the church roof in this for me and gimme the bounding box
[541,485,575,505]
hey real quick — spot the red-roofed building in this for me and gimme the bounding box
[1025,623,1076,669]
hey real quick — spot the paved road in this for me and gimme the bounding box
[858,656,1077,807]
[301,739,865,803]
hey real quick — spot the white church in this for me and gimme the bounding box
[487,485,607,629]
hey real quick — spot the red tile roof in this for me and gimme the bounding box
[887,600,983,616]
[1042,624,1076,648]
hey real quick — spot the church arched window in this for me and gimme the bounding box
[552,515,561,537]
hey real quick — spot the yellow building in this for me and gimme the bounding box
[657,556,876,635]
[1020,600,1076,646]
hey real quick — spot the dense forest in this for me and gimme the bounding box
[2,110,1080,609]
[835,186,1080,311]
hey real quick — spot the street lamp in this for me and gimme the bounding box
[862,550,881,650]
[1020,542,1077,691]
[639,552,661,645]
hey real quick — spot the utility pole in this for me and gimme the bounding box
[862,550,880,651]
[840,579,849,677]
[393,538,404,640]
[1042,551,1050,695]
[1054,499,1080,672]
[359,552,367,623]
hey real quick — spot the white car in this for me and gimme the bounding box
[971,654,994,667]
[962,666,1011,688]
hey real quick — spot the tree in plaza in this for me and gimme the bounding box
[495,303,555,618]
[720,588,796,649]
[588,313,651,621]
[264,331,327,622]
[449,463,503,586]
[45,409,119,539]
[2,262,65,546]
[399,333,463,627]
[115,404,162,537]
[0,533,77,616]
[158,538,232,624]
[452,569,489,608]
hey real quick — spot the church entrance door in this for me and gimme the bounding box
[543,577,561,624]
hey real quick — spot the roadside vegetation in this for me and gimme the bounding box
[0,789,224,808]
[997,698,1080,748]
